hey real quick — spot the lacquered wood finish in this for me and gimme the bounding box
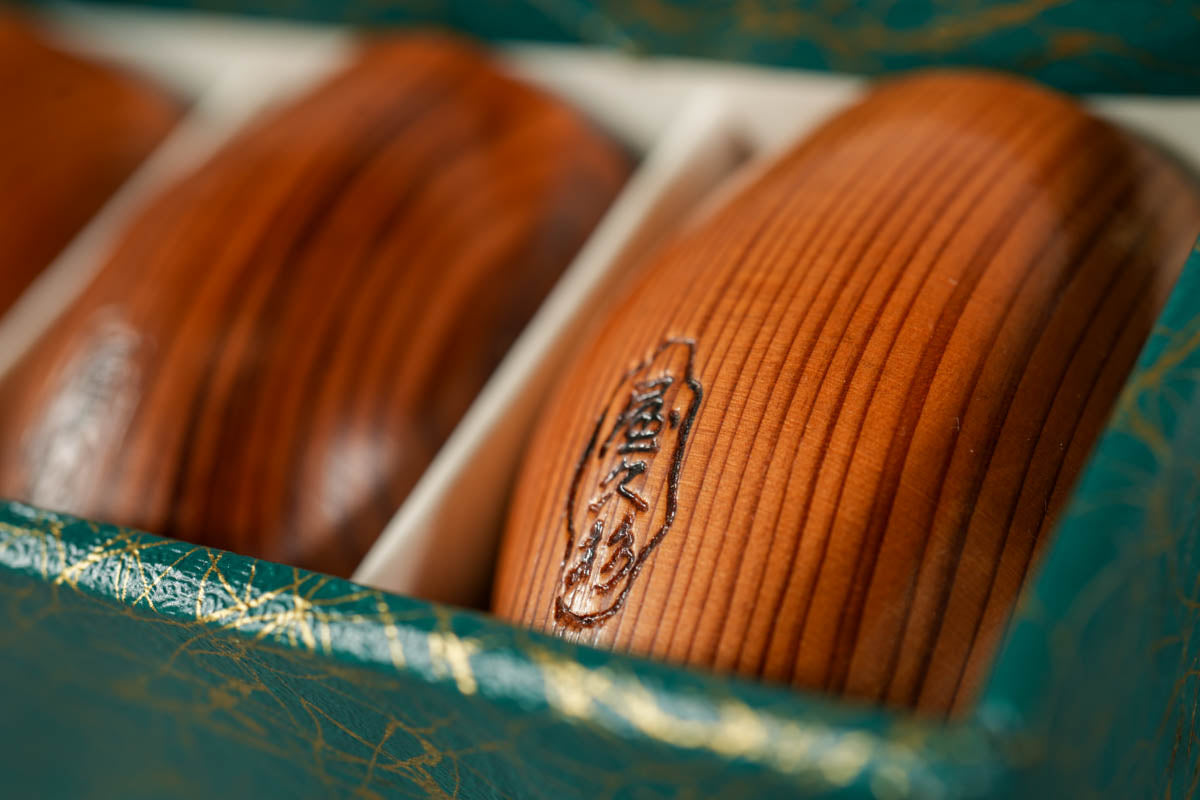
[492,72,1200,714]
[0,36,629,577]
[0,13,178,315]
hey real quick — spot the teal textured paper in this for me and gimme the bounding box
[24,0,1200,95]
[0,502,996,798]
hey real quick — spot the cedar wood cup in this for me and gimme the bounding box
[492,71,1200,715]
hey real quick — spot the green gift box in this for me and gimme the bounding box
[3,3,1200,798]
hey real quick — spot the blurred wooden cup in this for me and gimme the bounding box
[0,35,630,577]
[0,13,178,315]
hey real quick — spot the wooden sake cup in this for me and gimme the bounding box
[0,13,178,315]
[492,71,1200,714]
[0,35,630,577]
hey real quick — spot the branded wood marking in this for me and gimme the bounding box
[556,338,702,628]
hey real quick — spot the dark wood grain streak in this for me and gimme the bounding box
[0,35,630,577]
[0,13,178,316]
[491,71,1200,715]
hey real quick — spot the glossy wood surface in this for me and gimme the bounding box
[0,35,629,577]
[0,13,179,316]
[492,71,1200,714]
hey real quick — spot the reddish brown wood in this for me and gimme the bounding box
[0,13,178,315]
[492,71,1200,714]
[0,35,629,577]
